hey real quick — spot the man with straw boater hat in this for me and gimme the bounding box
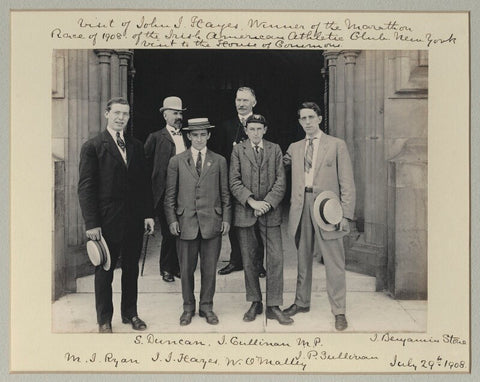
[283,102,355,331]
[78,97,155,333]
[144,96,189,283]
[164,118,231,326]
[229,114,292,325]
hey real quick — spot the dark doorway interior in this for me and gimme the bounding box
[132,49,325,152]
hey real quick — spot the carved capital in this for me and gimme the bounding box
[94,49,113,64]
[342,50,361,65]
[324,50,340,67]
[116,49,133,66]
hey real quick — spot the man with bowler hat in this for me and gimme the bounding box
[144,96,189,282]
[78,97,155,333]
[164,118,231,326]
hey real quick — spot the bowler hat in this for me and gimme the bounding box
[313,191,343,232]
[86,235,111,271]
[159,96,187,113]
[183,118,215,131]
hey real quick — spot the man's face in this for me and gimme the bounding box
[298,108,322,137]
[235,90,256,116]
[187,129,210,151]
[105,103,130,132]
[245,122,267,145]
[163,109,183,129]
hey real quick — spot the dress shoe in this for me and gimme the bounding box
[199,310,219,325]
[98,323,112,333]
[162,271,174,282]
[283,303,310,317]
[179,311,195,326]
[218,263,243,275]
[258,266,266,278]
[122,316,147,331]
[243,302,263,322]
[174,272,181,279]
[266,306,294,325]
[335,314,348,331]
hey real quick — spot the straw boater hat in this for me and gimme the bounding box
[313,191,344,232]
[183,118,215,131]
[86,235,111,271]
[159,96,187,113]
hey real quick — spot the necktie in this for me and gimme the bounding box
[116,131,126,152]
[304,138,315,173]
[196,151,202,176]
[254,145,263,165]
[240,118,246,127]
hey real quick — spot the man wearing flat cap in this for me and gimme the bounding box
[164,118,231,326]
[283,102,355,331]
[144,96,189,283]
[230,114,292,325]
[78,97,155,333]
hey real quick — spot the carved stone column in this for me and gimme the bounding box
[342,50,360,162]
[324,51,339,137]
[94,49,112,119]
[117,50,133,99]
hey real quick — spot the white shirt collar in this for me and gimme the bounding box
[191,147,207,157]
[238,113,253,122]
[250,139,264,149]
[167,124,182,133]
[107,126,124,140]
[306,130,323,142]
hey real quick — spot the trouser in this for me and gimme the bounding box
[294,193,346,315]
[237,222,283,306]
[177,234,222,313]
[95,223,143,325]
[157,200,180,275]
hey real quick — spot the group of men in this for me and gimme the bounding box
[78,86,355,333]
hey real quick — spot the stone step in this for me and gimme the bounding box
[76,229,376,293]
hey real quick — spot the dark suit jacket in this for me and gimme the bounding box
[144,128,189,210]
[78,130,153,243]
[229,139,286,227]
[210,116,247,165]
[164,149,231,240]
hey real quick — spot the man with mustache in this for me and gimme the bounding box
[211,87,265,278]
[144,96,189,283]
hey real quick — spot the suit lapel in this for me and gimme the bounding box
[242,140,257,167]
[184,149,199,179]
[260,140,271,169]
[161,127,174,145]
[102,130,126,167]
[125,136,133,168]
[313,135,329,178]
[294,140,306,186]
[198,150,213,183]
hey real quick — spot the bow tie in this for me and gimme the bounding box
[171,130,182,136]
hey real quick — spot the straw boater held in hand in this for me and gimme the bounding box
[78,97,155,333]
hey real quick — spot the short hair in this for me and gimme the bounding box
[106,97,129,111]
[236,87,256,101]
[297,102,322,118]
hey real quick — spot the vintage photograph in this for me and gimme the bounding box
[51,48,428,334]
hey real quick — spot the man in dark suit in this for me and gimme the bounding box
[144,96,189,282]
[78,97,155,333]
[211,87,265,277]
[164,118,231,326]
[283,102,355,331]
[230,114,292,325]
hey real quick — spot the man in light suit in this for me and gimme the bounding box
[144,96,189,283]
[283,102,355,331]
[78,97,155,333]
[164,118,231,326]
[230,114,292,325]
[212,87,265,277]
